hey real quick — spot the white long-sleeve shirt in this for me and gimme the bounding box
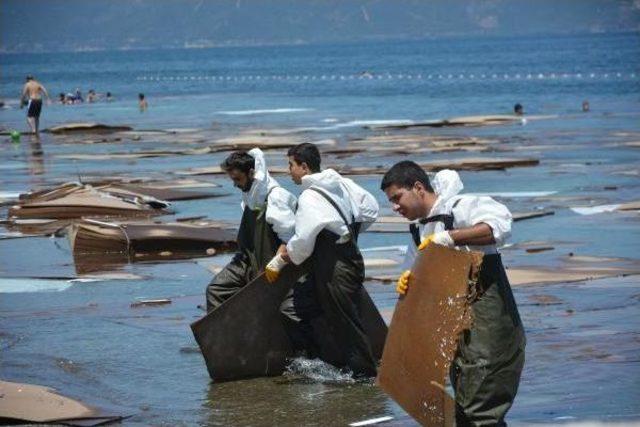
[286,169,379,265]
[341,176,379,231]
[403,170,512,269]
[241,148,296,242]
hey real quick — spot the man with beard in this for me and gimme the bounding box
[205,149,297,311]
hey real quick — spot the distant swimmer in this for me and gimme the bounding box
[21,75,51,135]
[582,100,590,112]
[87,89,97,103]
[74,88,84,103]
[138,93,148,111]
[514,103,524,116]
[106,92,114,102]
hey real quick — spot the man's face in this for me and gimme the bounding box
[288,156,308,185]
[227,168,254,192]
[384,183,429,220]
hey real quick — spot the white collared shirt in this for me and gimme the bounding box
[403,170,512,269]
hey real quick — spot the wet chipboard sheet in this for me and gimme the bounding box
[377,244,483,426]
[192,264,389,382]
[191,267,301,382]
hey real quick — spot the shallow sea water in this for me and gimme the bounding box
[1,32,639,425]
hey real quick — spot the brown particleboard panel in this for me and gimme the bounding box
[377,244,483,426]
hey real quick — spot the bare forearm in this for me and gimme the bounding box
[449,223,495,246]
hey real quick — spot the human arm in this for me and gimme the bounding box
[20,85,27,107]
[266,191,327,283]
[38,85,51,103]
[419,196,511,249]
[265,187,296,243]
[342,177,379,230]
[284,191,329,265]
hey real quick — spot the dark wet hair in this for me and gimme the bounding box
[26,75,34,81]
[380,160,433,192]
[221,151,255,174]
[138,93,145,100]
[514,103,523,115]
[287,143,321,172]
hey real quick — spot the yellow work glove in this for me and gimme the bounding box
[418,231,454,250]
[396,270,411,295]
[265,254,287,284]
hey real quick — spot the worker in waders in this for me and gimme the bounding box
[380,161,525,426]
[264,143,380,377]
[205,148,297,311]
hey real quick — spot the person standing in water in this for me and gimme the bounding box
[21,75,50,135]
[206,149,297,311]
[265,142,381,377]
[138,93,148,111]
[381,161,525,426]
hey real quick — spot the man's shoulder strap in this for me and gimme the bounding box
[308,187,351,229]
[264,186,277,203]
[409,197,463,247]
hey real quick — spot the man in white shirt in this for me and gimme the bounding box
[205,148,297,311]
[265,143,383,377]
[381,160,525,426]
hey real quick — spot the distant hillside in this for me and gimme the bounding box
[1,0,639,52]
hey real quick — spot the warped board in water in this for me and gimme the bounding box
[377,244,483,426]
[191,267,299,382]
[191,266,388,382]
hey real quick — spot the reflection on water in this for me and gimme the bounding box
[204,374,390,426]
[27,136,45,177]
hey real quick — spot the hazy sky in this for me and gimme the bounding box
[2,0,639,52]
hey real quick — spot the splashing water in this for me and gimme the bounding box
[283,357,363,384]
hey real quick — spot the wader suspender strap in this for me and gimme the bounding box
[263,186,282,246]
[256,186,278,218]
[264,186,277,204]
[409,198,462,247]
[409,224,421,247]
[308,187,356,237]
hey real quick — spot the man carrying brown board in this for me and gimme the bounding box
[380,161,525,426]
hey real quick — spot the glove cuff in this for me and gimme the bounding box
[267,254,287,272]
[434,231,455,247]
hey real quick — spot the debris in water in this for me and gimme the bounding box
[130,299,172,308]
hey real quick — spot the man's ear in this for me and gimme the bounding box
[413,181,425,195]
[301,162,310,173]
[248,168,255,179]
